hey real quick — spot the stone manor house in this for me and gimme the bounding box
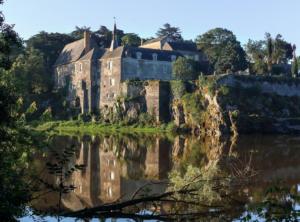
[54,23,208,114]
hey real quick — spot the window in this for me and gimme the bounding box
[107,187,113,197]
[136,52,142,59]
[194,55,200,61]
[171,55,177,61]
[109,78,115,86]
[152,53,158,61]
[107,61,113,70]
[109,171,115,180]
[79,63,83,72]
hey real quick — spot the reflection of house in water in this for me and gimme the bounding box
[70,136,172,207]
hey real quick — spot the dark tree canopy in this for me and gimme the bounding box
[121,33,141,47]
[196,28,248,74]
[93,25,125,48]
[245,33,294,75]
[0,3,22,69]
[70,26,91,40]
[156,23,183,41]
[26,32,76,73]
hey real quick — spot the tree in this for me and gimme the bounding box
[121,33,141,47]
[245,39,268,74]
[292,45,298,77]
[0,4,22,69]
[70,26,91,40]
[10,48,50,96]
[273,34,293,64]
[196,28,248,74]
[26,32,75,74]
[94,25,112,48]
[245,34,294,75]
[156,23,183,41]
[172,57,197,80]
[93,25,125,48]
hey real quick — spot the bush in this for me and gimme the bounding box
[170,80,186,99]
[138,113,156,126]
[40,107,52,122]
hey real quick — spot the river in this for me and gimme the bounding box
[20,133,300,221]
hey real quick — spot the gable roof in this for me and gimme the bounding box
[79,48,105,61]
[167,41,198,52]
[100,46,126,60]
[54,39,85,66]
[54,36,100,66]
[142,36,168,45]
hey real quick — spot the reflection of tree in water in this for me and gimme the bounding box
[29,134,300,221]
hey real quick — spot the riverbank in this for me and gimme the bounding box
[33,120,178,135]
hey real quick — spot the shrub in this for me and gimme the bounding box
[40,107,52,122]
[170,80,186,99]
[138,113,156,126]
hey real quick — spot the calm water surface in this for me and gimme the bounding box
[20,134,300,221]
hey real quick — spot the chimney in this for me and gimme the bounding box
[84,31,91,54]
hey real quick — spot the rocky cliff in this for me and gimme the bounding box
[172,74,300,136]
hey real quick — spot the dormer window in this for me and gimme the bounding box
[171,55,177,61]
[152,53,158,61]
[136,52,142,60]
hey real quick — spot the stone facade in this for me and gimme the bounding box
[54,25,208,115]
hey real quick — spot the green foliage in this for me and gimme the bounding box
[26,31,75,73]
[121,33,141,47]
[292,57,299,77]
[170,80,186,99]
[245,34,294,75]
[10,47,50,95]
[196,28,248,74]
[182,93,205,126]
[156,23,183,41]
[172,57,198,80]
[40,107,52,122]
[219,85,230,96]
[138,113,156,126]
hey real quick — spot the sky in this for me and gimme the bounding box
[2,0,300,53]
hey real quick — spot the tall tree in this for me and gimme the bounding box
[70,26,91,40]
[245,33,294,75]
[245,39,268,74]
[26,32,75,74]
[0,3,22,69]
[156,23,183,41]
[93,25,125,48]
[196,28,248,74]
[292,45,298,77]
[121,33,141,47]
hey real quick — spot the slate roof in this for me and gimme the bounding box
[100,46,126,60]
[143,36,167,45]
[124,46,182,62]
[79,48,105,61]
[167,41,198,52]
[54,36,100,66]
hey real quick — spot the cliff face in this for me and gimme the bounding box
[172,75,300,136]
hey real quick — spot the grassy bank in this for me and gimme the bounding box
[33,120,177,135]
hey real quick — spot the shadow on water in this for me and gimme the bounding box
[21,134,300,221]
